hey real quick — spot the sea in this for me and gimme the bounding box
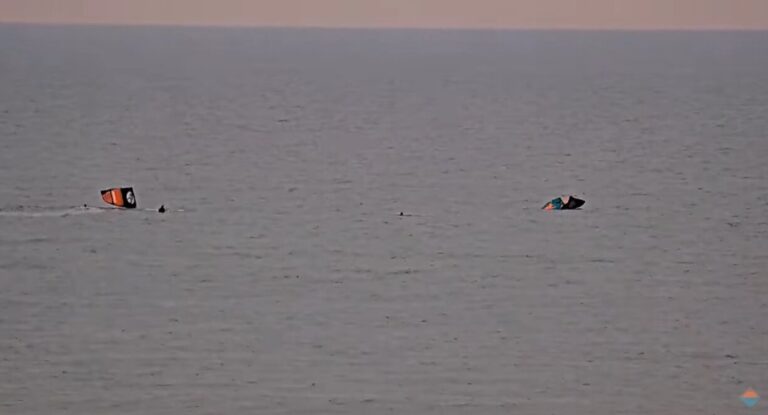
[1,24,767,414]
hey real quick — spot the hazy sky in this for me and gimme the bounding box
[1,0,767,29]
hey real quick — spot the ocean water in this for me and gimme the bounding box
[1,25,767,414]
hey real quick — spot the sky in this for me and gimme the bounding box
[1,0,767,30]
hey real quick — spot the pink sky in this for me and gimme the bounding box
[1,0,767,29]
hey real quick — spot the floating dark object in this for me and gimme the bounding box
[158,205,166,213]
[101,187,137,209]
[543,195,585,210]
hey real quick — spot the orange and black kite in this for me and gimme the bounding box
[101,187,137,209]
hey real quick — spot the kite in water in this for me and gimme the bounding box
[0,187,178,217]
[542,195,585,210]
[101,187,137,209]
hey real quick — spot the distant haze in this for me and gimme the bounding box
[1,0,768,30]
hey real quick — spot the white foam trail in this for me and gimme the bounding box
[0,206,184,218]
[0,207,113,218]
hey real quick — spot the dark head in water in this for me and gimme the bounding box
[158,205,166,213]
[543,195,585,210]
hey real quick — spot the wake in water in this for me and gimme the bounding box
[0,206,109,218]
[0,206,184,218]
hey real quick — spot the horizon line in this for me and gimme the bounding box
[2,20,768,33]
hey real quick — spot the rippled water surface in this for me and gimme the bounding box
[1,25,767,414]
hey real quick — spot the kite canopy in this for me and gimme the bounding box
[101,187,137,209]
[543,195,585,210]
